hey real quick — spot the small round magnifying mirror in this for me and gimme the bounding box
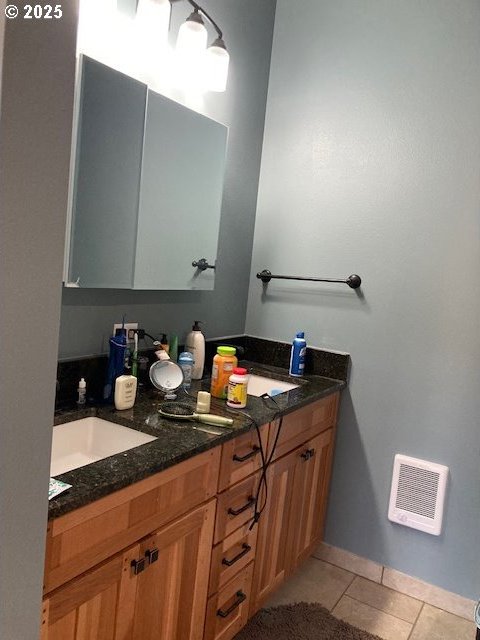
[149,360,184,399]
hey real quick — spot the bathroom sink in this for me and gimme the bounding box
[247,374,299,397]
[50,417,157,476]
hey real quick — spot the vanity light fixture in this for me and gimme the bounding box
[144,0,230,92]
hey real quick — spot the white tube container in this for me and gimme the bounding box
[185,320,205,379]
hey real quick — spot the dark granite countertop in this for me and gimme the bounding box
[50,361,345,519]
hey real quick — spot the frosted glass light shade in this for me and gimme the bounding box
[176,12,208,55]
[136,0,171,40]
[205,39,229,92]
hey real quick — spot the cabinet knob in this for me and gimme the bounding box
[301,448,316,461]
[131,557,146,575]
[145,548,159,565]
[192,258,215,271]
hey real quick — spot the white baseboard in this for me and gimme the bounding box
[313,543,475,621]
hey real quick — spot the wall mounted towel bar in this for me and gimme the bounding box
[256,270,362,289]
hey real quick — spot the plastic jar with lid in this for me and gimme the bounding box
[210,346,238,399]
[227,368,248,408]
[178,351,194,388]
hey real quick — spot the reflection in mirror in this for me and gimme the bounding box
[66,56,228,290]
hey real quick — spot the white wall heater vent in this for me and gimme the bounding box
[388,454,448,536]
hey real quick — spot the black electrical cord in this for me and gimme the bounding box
[248,394,285,530]
[182,386,283,530]
[143,332,158,344]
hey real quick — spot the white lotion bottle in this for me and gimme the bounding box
[185,320,205,380]
[114,375,138,410]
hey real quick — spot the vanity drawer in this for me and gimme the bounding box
[218,424,268,492]
[268,393,339,462]
[204,562,254,640]
[214,473,259,544]
[209,522,258,596]
[44,447,220,594]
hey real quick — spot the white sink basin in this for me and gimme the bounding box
[247,374,299,397]
[50,417,157,477]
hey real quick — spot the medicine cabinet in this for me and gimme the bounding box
[65,56,228,290]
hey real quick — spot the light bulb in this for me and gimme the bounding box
[205,38,229,92]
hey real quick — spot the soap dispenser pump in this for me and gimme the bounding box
[185,320,205,380]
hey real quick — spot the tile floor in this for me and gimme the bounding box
[266,556,477,639]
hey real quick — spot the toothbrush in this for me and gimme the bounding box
[132,331,138,377]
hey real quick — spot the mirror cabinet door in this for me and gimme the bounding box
[68,56,146,288]
[134,90,227,290]
[67,56,227,291]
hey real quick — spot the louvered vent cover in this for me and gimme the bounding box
[388,455,448,535]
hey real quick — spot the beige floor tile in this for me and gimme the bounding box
[382,567,475,620]
[346,576,423,623]
[409,604,476,640]
[266,557,355,611]
[313,542,383,583]
[332,595,412,640]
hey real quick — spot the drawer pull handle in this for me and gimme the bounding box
[217,590,247,618]
[221,543,252,567]
[228,496,255,517]
[232,446,260,463]
[145,548,159,564]
[131,558,146,575]
[300,448,316,461]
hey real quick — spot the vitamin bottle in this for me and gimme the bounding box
[227,368,248,409]
[210,346,237,399]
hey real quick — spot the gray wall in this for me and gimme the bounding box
[60,0,276,359]
[246,0,480,598]
[0,3,77,637]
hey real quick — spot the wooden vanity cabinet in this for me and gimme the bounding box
[42,448,220,640]
[250,394,339,614]
[42,500,215,640]
[44,447,220,594]
[42,391,340,640]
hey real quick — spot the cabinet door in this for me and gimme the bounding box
[42,550,135,640]
[288,429,334,568]
[249,449,298,615]
[68,56,146,288]
[135,90,227,290]
[119,500,216,640]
